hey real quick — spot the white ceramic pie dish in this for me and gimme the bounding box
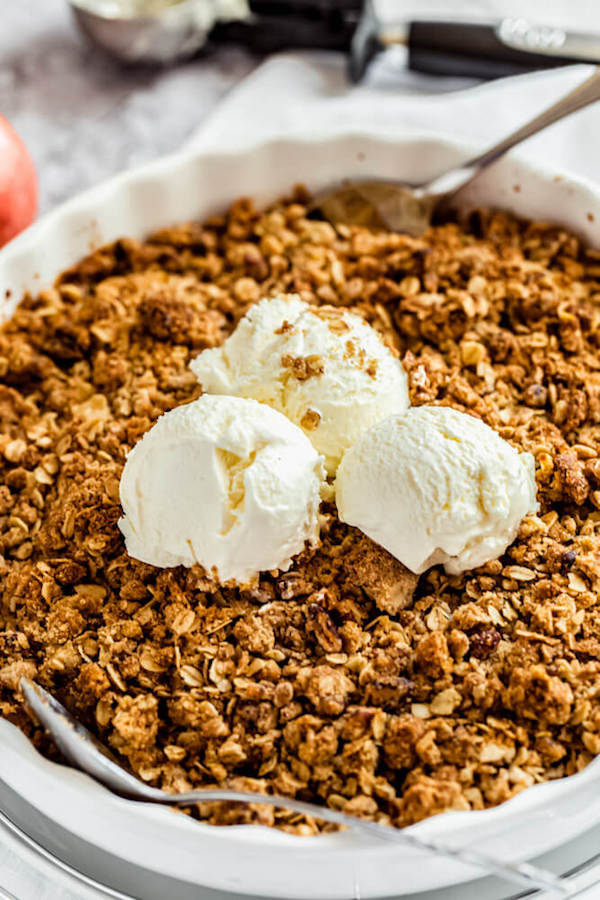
[1,134,600,898]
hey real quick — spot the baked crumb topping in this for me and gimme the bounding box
[299,408,321,431]
[1,190,600,833]
[281,353,325,381]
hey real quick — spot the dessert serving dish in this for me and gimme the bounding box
[2,133,600,899]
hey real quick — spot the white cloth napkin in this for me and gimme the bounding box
[190,50,599,185]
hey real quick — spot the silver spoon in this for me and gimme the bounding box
[313,67,600,236]
[19,677,572,897]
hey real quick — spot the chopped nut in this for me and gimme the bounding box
[429,688,461,716]
[568,573,587,593]
[480,742,512,764]
[460,341,486,366]
[503,566,536,582]
[281,354,324,380]
[4,439,27,463]
[300,408,321,431]
[164,744,187,762]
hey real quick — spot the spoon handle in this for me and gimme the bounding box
[166,788,568,896]
[19,659,571,893]
[426,67,600,199]
[467,66,600,171]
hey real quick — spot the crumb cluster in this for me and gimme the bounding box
[1,191,600,832]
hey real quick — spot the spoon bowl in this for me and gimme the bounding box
[69,0,240,65]
[312,67,600,235]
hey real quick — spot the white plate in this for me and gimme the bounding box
[1,134,600,898]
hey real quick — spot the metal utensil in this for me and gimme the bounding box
[351,3,600,82]
[69,0,600,80]
[19,677,572,897]
[69,0,249,65]
[312,67,600,236]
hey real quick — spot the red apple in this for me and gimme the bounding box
[0,115,38,247]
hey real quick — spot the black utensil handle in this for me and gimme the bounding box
[408,46,560,80]
[210,16,355,53]
[211,0,359,54]
[408,21,594,79]
[248,0,361,11]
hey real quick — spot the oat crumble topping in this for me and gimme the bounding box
[2,190,600,833]
[281,353,325,381]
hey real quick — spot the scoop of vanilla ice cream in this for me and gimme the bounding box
[190,294,409,475]
[119,395,324,584]
[336,406,538,575]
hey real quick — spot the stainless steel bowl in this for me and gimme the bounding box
[69,0,248,65]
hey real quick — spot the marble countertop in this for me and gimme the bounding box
[1,0,256,213]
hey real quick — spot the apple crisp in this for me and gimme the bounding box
[2,190,600,833]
